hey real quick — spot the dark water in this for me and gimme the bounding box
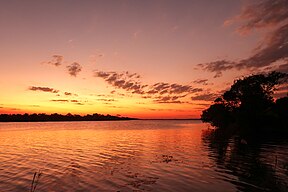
[0,120,287,191]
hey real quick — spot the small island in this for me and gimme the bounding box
[201,71,288,141]
[0,113,137,122]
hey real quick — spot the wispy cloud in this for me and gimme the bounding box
[225,0,288,35]
[28,86,79,98]
[277,63,288,73]
[28,105,40,107]
[191,92,219,101]
[50,99,84,105]
[154,95,188,104]
[94,70,203,104]
[274,83,288,98]
[29,86,59,93]
[67,62,82,77]
[94,71,146,94]
[45,55,63,66]
[197,60,235,78]
[97,98,116,102]
[147,83,202,95]
[193,79,209,85]
[64,92,72,96]
[64,92,78,96]
[50,99,69,102]
[43,55,84,78]
[147,108,194,113]
[10,108,21,111]
[198,0,288,77]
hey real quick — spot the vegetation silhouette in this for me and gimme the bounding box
[201,71,288,141]
[30,170,42,192]
[201,71,288,191]
[0,113,136,122]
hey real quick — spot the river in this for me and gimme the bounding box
[0,120,287,191]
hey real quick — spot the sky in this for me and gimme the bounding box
[0,0,287,119]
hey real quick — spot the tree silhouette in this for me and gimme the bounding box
[0,113,136,122]
[201,71,288,139]
[223,71,286,112]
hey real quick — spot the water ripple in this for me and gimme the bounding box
[0,121,287,191]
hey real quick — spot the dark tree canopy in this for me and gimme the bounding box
[0,113,136,122]
[223,71,287,111]
[201,71,288,138]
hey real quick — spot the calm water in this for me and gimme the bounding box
[0,120,287,192]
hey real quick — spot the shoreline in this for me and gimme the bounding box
[0,119,201,123]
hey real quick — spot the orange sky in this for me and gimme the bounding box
[0,0,287,118]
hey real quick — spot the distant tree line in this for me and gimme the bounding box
[0,113,137,122]
[201,71,288,140]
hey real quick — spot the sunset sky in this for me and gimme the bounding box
[0,0,287,118]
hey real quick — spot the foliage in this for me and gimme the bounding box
[0,113,136,122]
[201,103,232,128]
[201,71,288,138]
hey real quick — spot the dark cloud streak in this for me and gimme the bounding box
[50,99,69,102]
[67,62,82,77]
[193,79,209,85]
[191,93,219,101]
[64,92,72,96]
[50,99,84,105]
[29,86,59,93]
[45,55,63,66]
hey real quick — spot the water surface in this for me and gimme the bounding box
[0,120,287,191]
